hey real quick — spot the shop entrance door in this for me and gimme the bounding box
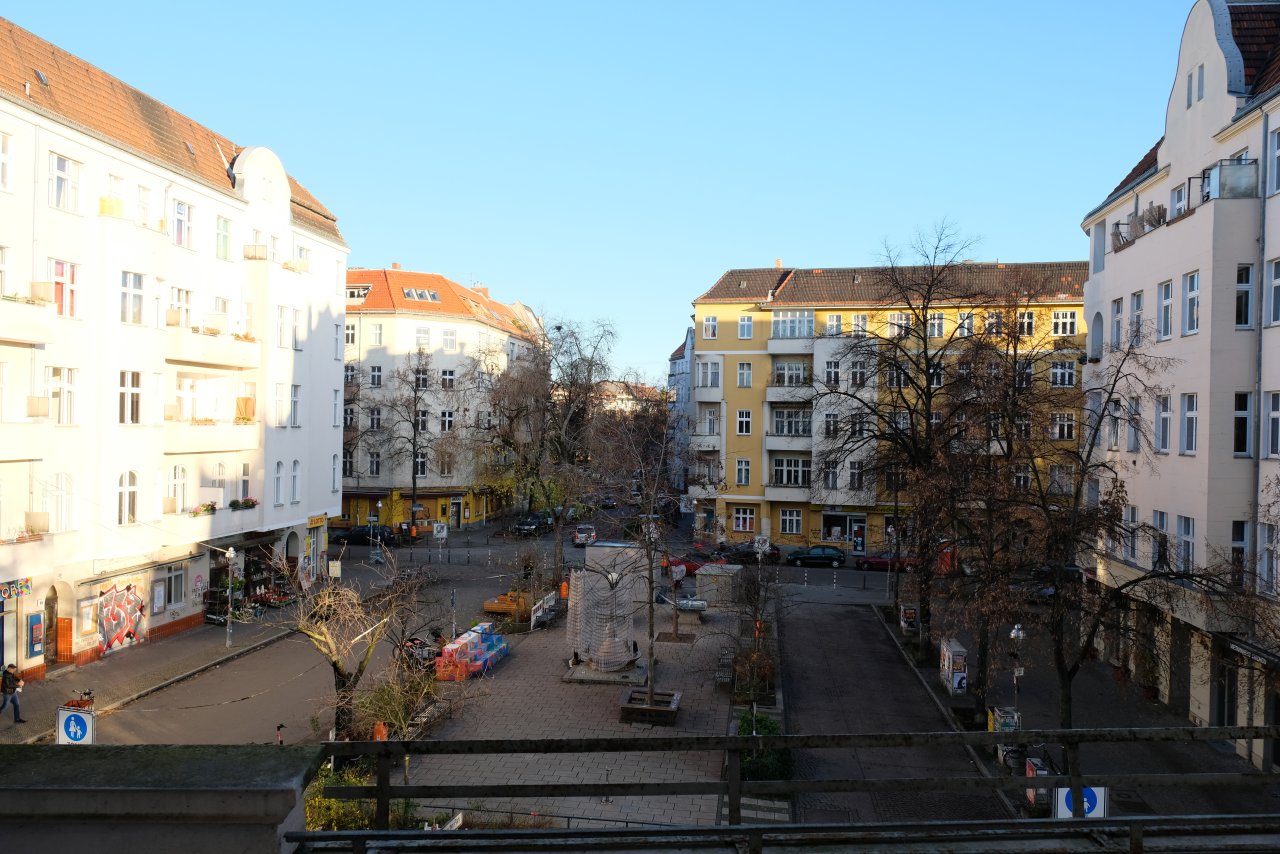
[43,587,68,671]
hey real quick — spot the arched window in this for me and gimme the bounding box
[118,471,137,525]
[290,460,300,503]
[274,461,284,505]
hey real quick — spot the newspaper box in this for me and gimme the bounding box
[1025,756,1053,815]
[898,603,919,634]
[939,637,968,695]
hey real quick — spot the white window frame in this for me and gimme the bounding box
[1269,392,1280,458]
[1130,291,1144,346]
[732,507,756,533]
[779,509,802,535]
[118,370,141,425]
[737,362,752,388]
[737,409,752,435]
[49,152,80,211]
[824,360,840,386]
[927,312,944,338]
[1177,515,1195,572]
[850,315,868,338]
[173,200,192,248]
[1049,361,1076,387]
[1051,412,1075,441]
[1051,310,1077,336]
[1234,392,1253,457]
[1157,281,1173,340]
[443,329,457,350]
[120,271,143,324]
[1127,397,1141,452]
[371,323,383,346]
[1156,395,1171,453]
[703,316,718,339]
[1124,505,1139,561]
[1237,265,1254,329]
[1182,271,1200,335]
[825,314,842,336]
[735,459,750,486]
[1180,393,1198,454]
[216,216,231,260]
[1111,298,1123,350]
[0,132,10,191]
[1017,311,1035,336]
[957,312,974,337]
[1271,260,1280,325]
[52,258,77,318]
[369,365,382,388]
[738,316,753,339]
[290,460,301,503]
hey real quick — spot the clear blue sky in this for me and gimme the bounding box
[10,2,1188,380]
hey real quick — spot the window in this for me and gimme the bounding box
[850,315,868,338]
[985,312,1004,335]
[773,362,807,386]
[1172,183,1186,217]
[928,364,943,388]
[1015,360,1032,389]
[772,408,811,436]
[118,371,141,424]
[332,390,341,426]
[367,451,381,477]
[1050,361,1076,387]
[821,462,839,490]
[117,471,138,525]
[1268,262,1280,328]
[1014,414,1031,440]
[1231,521,1248,589]
[441,369,455,389]
[52,258,77,317]
[1017,311,1035,336]
[957,312,974,337]
[851,413,870,439]
[216,216,230,260]
[824,360,840,386]
[0,132,9,190]
[1197,63,1205,101]
[1111,298,1123,350]
[732,507,756,533]
[49,152,80,211]
[1177,515,1195,572]
[342,451,354,478]
[172,200,192,247]
[414,451,428,477]
[441,410,455,432]
[332,455,340,491]
[703,316,718,339]
[345,324,356,345]
[292,309,304,349]
[1235,392,1253,456]
[166,464,188,512]
[1127,397,1141,452]
[343,364,357,386]
[370,323,383,346]
[290,385,301,427]
[120,272,143,324]
[1237,265,1254,328]
[1130,291,1145,346]
[1156,395,1171,452]
[270,461,283,504]
[1051,310,1077,336]
[824,412,839,438]
[1269,392,1280,457]
[333,323,343,359]
[697,361,720,388]
[737,362,752,388]
[343,405,355,428]
[1051,412,1075,441]
[738,316,753,339]
[291,460,301,503]
[737,409,752,435]
[1152,510,1169,569]
[443,329,457,350]
[849,461,865,490]
[368,407,383,430]
[885,365,906,389]
[275,305,290,347]
[415,326,430,348]
[1013,465,1032,492]
[780,509,802,535]
[438,453,455,477]
[1180,393,1198,454]
[735,459,750,486]
[884,465,905,492]
[772,457,811,486]
[241,463,251,499]
[1260,524,1278,595]
[772,309,814,338]
[825,314,842,335]
[849,360,867,387]
[887,312,911,338]
[274,384,288,427]
[369,366,382,388]
[1049,464,1073,494]
[1106,398,1121,450]
[1124,506,1139,561]
[1186,71,1194,109]
[1157,281,1173,339]
[416,409,429,431]
[927,312,945,338]
[1182,271,1200,335]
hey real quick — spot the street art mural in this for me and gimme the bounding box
[98,583,145,653]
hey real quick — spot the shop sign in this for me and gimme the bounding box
[0,577,33,600]
[307,513,328,529]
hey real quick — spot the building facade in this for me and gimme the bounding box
[687,261,1086,555]
[341,267,539,532]
[0,18,347,677]
[667,328,695,493]
[1081,0,1280,769]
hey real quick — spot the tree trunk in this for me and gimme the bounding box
[646,562,657,705]
[973,612,991,725]
[332,666,357,741]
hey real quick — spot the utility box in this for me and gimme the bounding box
[939,637,968,695]
[898,603,919,634]
[1025,756,1053,815]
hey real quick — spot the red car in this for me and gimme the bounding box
[664,551,725,574]
[857,550,919,572]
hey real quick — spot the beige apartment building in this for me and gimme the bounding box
[1081,0,1280,769]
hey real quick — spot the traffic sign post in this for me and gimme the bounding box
[1055,786,1107,819]
[57,706,96,745]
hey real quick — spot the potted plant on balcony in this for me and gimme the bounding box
[239,497,260,509]
[190,501,217,517]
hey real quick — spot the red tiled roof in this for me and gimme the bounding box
[669,341,686,360]
[1230,4,1280,92]
[0,17,342,243]
[1106,139,1162,199]
[346,268,537,342]
[696,261,1087,307]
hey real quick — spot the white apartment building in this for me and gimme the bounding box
[0,18,347,678]
[667,327,695,493]
[342,267,538,531]
[1081,0,1280,769]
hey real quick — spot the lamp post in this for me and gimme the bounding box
[1009,623,1026,710]
[370,500,385,565]
[217,546,237,648]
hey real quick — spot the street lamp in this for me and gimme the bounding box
[1009,623,1026,709]
[205,546,237,648]
[370,500,385,565]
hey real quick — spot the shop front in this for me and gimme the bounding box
[818,508,867,556]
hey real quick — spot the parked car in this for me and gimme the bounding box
[655,587,708,612]
[329,524,395,547]
[785,545,846,568]
[512,515,552,536]
[665,551,725,573]
[572,524,597,547]
[718,542,782,565]
[857,550,919,573]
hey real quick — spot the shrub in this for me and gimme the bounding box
[304,764,420,830]
[736,709,792,781]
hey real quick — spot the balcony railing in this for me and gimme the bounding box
[1113,160,1258,252]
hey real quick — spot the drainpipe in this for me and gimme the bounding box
[1249,113,1268,766]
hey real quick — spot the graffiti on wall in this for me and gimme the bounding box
[98,583,146,652]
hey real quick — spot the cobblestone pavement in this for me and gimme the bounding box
[407,609,734,828]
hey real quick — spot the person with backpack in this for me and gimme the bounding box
[0,663,26,723]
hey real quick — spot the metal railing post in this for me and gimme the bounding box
[727,720,742,825]
[374,749,391,829]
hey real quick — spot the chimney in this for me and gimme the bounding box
[391,262,402,270]
[774,258,782,269]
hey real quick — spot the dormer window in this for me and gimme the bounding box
[346,286,369,301]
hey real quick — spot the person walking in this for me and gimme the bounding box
[1,663,27,723]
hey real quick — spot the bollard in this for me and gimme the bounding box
[833,570,837,588]
[466,552,471,565]
[804,569,808,587]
